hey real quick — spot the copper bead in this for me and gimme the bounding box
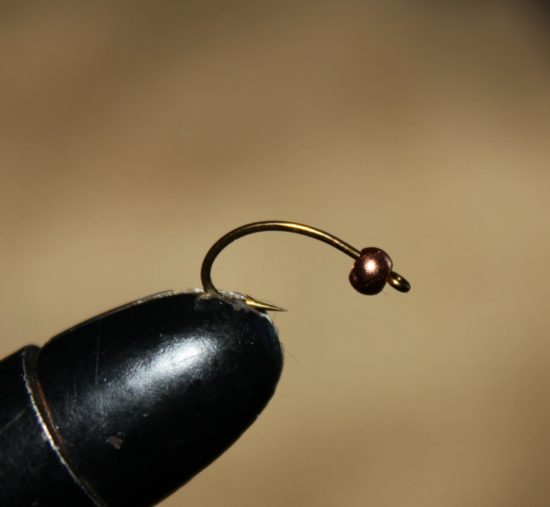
[349,247,393,295]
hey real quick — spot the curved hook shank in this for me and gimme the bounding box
[201,221,360,289]
[201,220,410,312]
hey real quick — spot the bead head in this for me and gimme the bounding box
[349,247,393,295]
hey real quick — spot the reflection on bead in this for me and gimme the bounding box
[349,247,393,295]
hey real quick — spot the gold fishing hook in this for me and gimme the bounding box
[201,220,411,312]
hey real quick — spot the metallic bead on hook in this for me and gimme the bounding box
[200,221,411,312]
[349,247,394,295]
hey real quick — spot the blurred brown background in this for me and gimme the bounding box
[1,1,550,506]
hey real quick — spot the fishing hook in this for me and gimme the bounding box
[201,220,411,312]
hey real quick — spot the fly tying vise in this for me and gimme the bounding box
[0,221,410,507]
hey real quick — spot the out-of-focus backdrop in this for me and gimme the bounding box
[1,2,550,506]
